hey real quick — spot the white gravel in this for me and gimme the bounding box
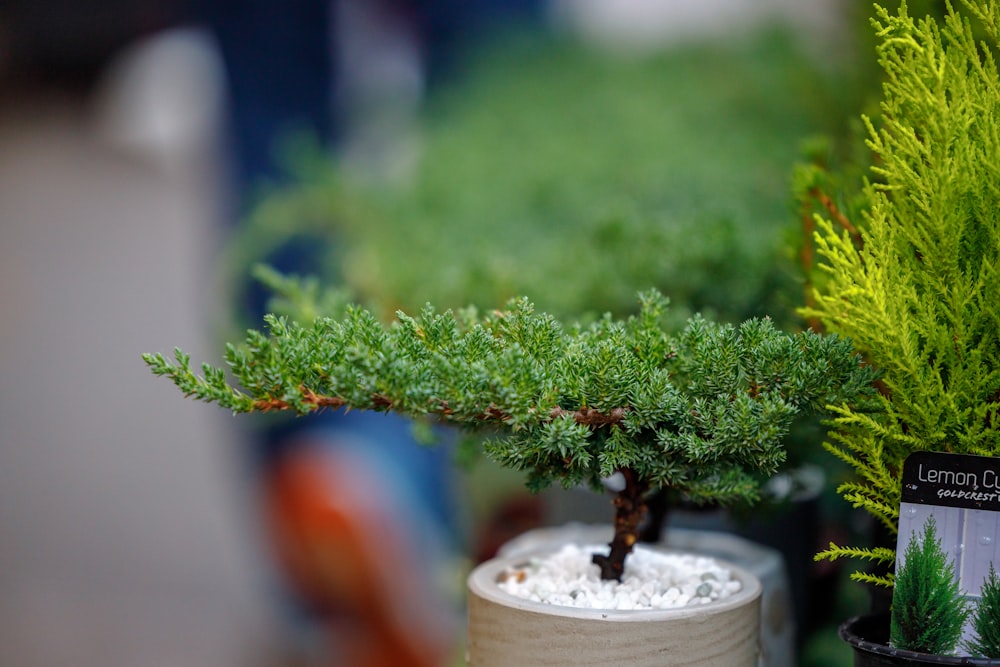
[496,543,741,610]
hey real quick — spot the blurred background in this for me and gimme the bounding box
[0,0,885,665]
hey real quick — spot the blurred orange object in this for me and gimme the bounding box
[264,442,455,667]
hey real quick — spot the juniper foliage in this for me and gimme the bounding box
[145,290,873,579]
[966,564,1000,658]
[890,517,969,655]
[806,0,1000,587]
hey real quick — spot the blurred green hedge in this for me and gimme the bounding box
[235,25,868,330]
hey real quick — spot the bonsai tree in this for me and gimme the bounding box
[967,564,1000,658]
[145,289,872,581]
[890,517,969,654]
[220,32,871,543]
[804,0,1000,588]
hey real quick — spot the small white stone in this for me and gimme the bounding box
[496,544,741,611]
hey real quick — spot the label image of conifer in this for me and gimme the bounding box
[966,564,1000,658]
[891,516,970,655]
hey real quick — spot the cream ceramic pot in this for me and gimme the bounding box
[466,543,762,666]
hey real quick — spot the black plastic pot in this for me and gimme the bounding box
[839,612,1000,666]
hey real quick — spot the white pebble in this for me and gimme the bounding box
[496,544,741,611]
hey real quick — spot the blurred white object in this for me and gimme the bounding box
[91,27,226,172]
[0,27,282,665]
[551,0,847,54]
[336,0,424,184]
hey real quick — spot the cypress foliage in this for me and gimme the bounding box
[145,289,873,579]
[890,517,969,654]
[966,564,1000,658]
[807,0,1000,587]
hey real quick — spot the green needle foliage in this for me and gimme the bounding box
[966,564,1000,658]
[145,289,873,579]
[806,0,1000,586]
[890,517,969,655]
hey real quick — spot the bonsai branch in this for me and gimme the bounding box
[253,387,628,427]
[253,388,348,412]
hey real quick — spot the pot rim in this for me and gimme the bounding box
[839,612,1000,665]
[467,543,762,622]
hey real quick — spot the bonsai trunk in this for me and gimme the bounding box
[592,467,649,581]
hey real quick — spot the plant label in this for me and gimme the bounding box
[895,451,1000,654]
